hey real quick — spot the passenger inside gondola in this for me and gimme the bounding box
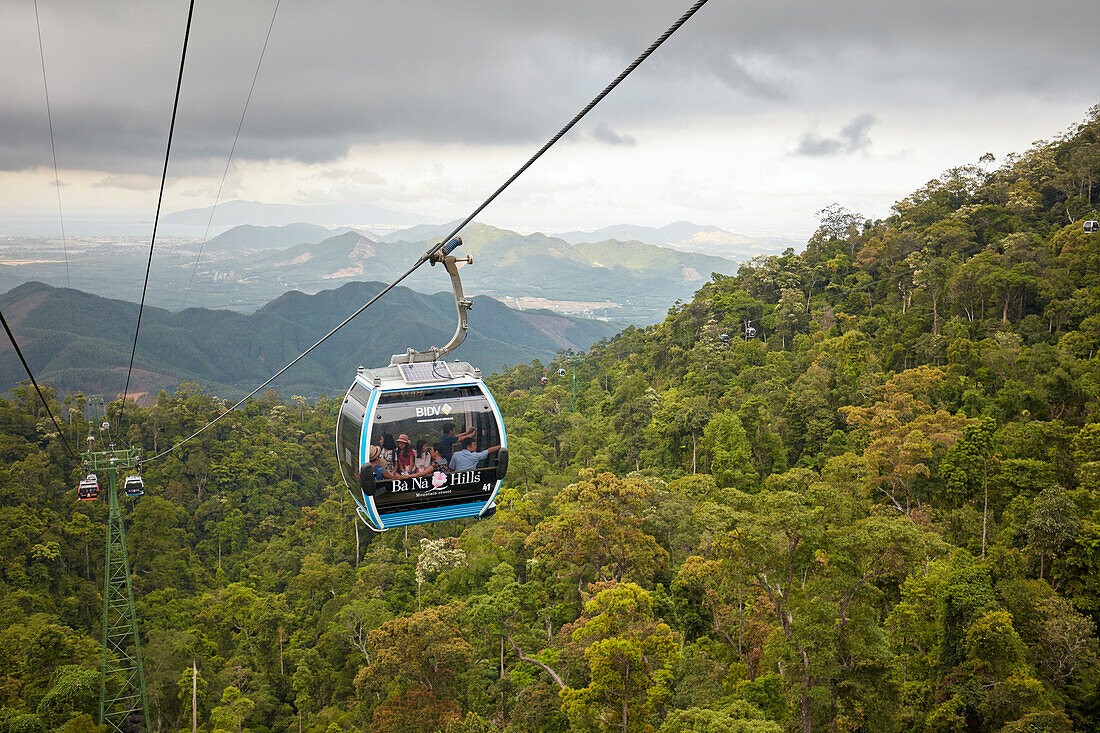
[439,423,476,461]
[369,445,402,481]
[430,444,450,471]
[449,437,501,471]
[414,439,431,472]
[395,434,417,473]
[380,433,398,470]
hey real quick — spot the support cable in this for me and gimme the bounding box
[120,0,196,419]
[142,0,711,464]
[423,0,711,266]
[180,0,282,311]
[34,0,75,323]
[0,307,77,459]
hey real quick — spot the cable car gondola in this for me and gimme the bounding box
[336,237,508,531]
[124,475,145,498]
[77,474,100,501]
[1084,220,1099,234]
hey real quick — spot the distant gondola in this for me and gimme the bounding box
[124,475,145,498]
[336,237,507,531]
[77,474,100,501]
[1084,220,1099,234]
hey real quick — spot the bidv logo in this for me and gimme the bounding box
[415,403,454,418]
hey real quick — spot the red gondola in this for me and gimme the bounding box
[77,474,100,501]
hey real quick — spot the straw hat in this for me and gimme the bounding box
[397,434,411,445]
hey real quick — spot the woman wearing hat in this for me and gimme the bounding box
[395,434,417,475]
[369,445,401,481]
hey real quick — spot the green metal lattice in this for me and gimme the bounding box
[87,448,151,732]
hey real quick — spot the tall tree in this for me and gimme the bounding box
[559,583,680,733]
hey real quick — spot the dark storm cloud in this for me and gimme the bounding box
[2,0,1097,174]
[796,114,876,157]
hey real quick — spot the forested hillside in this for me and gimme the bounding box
[2,109,1100,733]
[0,281,617,399]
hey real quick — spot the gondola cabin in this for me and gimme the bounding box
[77,474,100,501]
[337,360,508,531]
[1084,220,1099,234]
[124,475,145,498]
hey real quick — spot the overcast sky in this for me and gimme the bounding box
[2,0,1098,237]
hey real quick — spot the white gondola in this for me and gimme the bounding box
[1084,220,1099,234]
[336,237,507,532]
[123,475,145,497]
[77,474,100,501]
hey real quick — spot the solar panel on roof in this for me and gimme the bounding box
[399,361,453,384]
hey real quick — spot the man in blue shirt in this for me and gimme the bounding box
[448,437,501,472]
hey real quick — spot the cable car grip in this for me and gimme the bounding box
[393,236,473,365]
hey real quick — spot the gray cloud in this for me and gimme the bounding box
[92,174,160,190]
[588,122,636,147]
[796,114,876,157]
[1,0,1097,174]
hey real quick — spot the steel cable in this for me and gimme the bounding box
[180,0,282,311]
[121,0,196,420]
[0,307,78,459]
[142,0,711,463]
[33,0,75,324]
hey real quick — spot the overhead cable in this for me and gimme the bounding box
[143,0,711,463]
[0,307,78,459]
[34,0,74,323]
[121,0,196,417]
[180,0,282,311]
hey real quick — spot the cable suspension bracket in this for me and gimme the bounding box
[391,236,472,365]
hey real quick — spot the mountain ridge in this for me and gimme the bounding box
[0,280,617,400]
[0,221,745,323]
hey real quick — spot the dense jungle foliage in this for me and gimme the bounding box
[3,107,1100,733]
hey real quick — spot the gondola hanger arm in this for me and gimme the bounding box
[392,236,472,365]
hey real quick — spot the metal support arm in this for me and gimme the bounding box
[390,237,473,365]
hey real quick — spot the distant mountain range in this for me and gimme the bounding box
[201,223,356,253]
[552,220,801,258]
[0,281,617,400]
[0,221,751,324]
[365,222,743,319]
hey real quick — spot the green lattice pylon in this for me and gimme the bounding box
[88,448,151,732]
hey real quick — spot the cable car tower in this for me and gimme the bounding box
[83,420,150,732]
